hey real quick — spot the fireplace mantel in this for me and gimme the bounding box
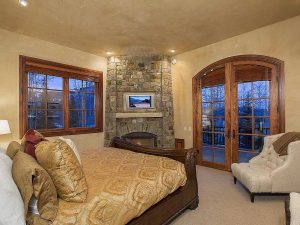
[116,112,163,118]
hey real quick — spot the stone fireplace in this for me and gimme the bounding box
[105,55,175,148]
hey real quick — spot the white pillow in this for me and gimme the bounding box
[58,137,81,164]
[0,152,26,225]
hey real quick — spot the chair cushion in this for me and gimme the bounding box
[290,192,300,225]
[231,163,272,193]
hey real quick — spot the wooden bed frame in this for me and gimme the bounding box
[285,196,291,225]
[110,137,199,225]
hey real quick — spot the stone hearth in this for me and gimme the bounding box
[105,55,175,148]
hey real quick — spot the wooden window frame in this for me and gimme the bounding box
[19,55,103,137]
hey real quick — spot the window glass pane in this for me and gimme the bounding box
[202,117,212,131]
[238,100,252,116]
[253,81,270,98]
[254,136,264,152]
[84,110,95,127]
[213,85,224,101]
[83,81,95,93]
[214,149,225,164]
[254,99,270,116]
[214,102,225,116]
[214,118,225,132]
[202,133,212,145]
[47,76,63,90]
[254,118,270,135]
[84,93,95,109]
[69,79,83,91]
[214,133,225,147]
[238,135,252,151]
[47,111,63,129]
[28,73,46,88]
[202,146,213,162]
[70,111,83,128]
[28,110,46,129]
[238,118,252,134]
[202,87,212,102]
[47,90,63,109]
[202,103,212,116]
[28,89,46,109]
[238,82,252,99]
[69,92,83,109]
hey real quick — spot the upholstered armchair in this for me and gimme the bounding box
[231,133,300,202]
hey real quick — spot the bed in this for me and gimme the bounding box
[3,136,198,225]
[110,137,199,225]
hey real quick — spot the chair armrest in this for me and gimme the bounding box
[271,141,300,192]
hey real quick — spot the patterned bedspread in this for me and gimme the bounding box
[52,147,187,225]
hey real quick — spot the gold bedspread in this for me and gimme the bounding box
[52,147,187,225]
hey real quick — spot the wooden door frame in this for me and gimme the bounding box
[193,54,285,170]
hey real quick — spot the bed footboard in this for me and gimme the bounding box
[110,137,199,225]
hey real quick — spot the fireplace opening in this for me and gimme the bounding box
[121,132,157,148]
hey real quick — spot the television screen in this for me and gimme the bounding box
[129,96,152,108]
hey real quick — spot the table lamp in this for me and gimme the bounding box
[0,120,11,135]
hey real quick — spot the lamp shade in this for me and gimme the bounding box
[0,120,11,135]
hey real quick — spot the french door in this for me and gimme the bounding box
[193,55,284,170]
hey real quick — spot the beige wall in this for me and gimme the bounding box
[0,28,107,151]
[172,15,300,148]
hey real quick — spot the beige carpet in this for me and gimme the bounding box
[171,166,286,225]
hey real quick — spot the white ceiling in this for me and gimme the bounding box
[0,0,300,56]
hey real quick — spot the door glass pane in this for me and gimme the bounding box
[238,100,252,116]
[214,118,225,132]
[214,133,225,147]
[202,133,212,145]
[213,85,224,101]
[202,117,212,131]
[238,118,252,134]
[254,118,270,135]
[238,82,252,99]
[238,151,253,163]
[214,149,225,164]
[202,103,212,116]
[202,88,212,102]
[238,135,252,151]
[214,102,225,116]
[254,99,270,116]
[254,136,264,152]
[253,81,269,98]
[202,146,213,162]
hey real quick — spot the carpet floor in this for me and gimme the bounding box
[171,166,286,225]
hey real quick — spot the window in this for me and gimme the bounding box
[20,56,103,137]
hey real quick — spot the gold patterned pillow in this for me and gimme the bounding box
[35,140,88,203]
[12,151,58,224]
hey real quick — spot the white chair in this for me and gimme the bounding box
[231,133,300,202]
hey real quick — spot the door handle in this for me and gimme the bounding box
[232,130,236,139]
[226,130,231,139]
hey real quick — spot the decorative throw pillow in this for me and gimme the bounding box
[58,137,81,164]
[0,151,26,225]
[12,151,58,224]
[21,129,47,159]
[35,140,88,202]
[6,141,22,160]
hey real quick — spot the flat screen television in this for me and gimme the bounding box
[124,93,155,110]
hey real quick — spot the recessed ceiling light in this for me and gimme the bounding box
[169,49,176,53]
[19,0,28,7]
[106,51,113,55]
